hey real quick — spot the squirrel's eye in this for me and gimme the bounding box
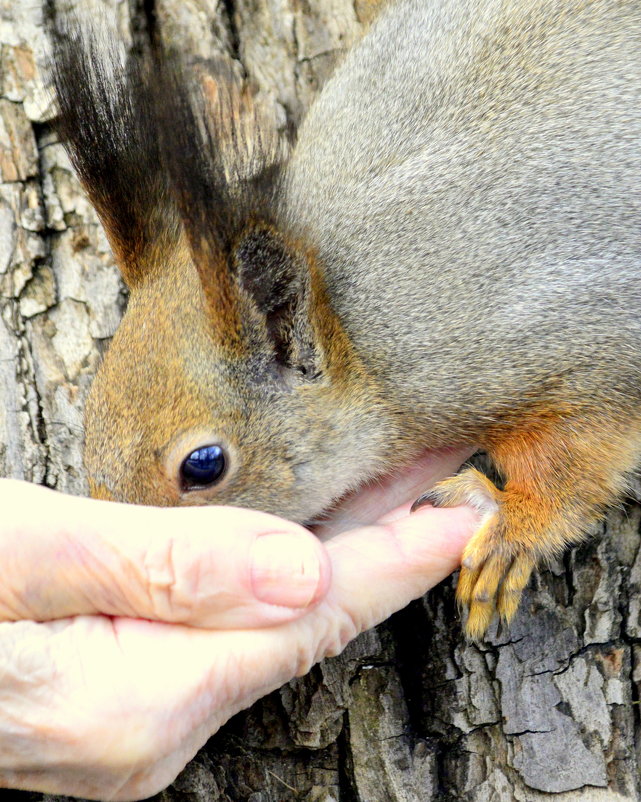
[180,445,226,490]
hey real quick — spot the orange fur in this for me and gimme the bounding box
[424,409,641,639]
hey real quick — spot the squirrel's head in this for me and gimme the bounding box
[49,20,395,520]
[82,226,389,521]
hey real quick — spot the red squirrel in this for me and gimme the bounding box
[49,0,641,639]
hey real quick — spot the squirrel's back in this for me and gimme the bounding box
[281,0,641,440]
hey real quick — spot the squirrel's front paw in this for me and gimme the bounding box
[413,467,534,640]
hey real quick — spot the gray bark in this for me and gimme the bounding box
[1,0,640,800]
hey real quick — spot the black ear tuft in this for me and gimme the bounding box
[45,9,175,276]
[234,228,319,378]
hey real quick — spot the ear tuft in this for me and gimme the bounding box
[46,13,174,280]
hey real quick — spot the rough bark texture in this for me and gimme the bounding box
[1,0,641,800]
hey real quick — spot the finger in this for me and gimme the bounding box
[0,480,330,627]
[161,504,480,775]
[321,502,479,642]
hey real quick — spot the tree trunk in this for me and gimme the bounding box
[2,1,640,800]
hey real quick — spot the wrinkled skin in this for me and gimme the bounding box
[0,449,476,801]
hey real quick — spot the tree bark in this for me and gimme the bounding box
[2,1,641,800]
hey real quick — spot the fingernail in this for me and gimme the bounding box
[251,533,322,608]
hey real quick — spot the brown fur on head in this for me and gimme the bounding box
[83,224,401,521]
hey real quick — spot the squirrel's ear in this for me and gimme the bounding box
[233,227,320,379]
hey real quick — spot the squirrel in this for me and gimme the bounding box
[48,0,641,640]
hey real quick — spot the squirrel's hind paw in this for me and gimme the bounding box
[414,467,533,641]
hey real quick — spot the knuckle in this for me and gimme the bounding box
[141,536,196,622]
[299,607,360,672]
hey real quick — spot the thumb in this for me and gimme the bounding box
[0,480,330,627]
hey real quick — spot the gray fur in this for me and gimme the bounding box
[282,0,641,442]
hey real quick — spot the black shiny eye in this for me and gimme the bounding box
[180,445,226,490]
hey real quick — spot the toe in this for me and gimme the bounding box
[460,554,510,640]
[496,555,534,623]
[456,563,482,608]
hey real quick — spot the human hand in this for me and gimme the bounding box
[0,448,477,800]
